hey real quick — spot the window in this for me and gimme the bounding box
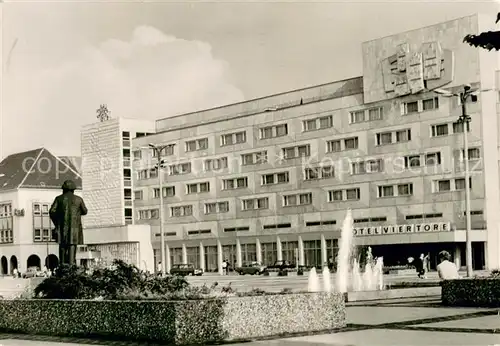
[376,132,392,145]
[306,220,336,226]
[422,97,439,111]
[204,157,228,171]
[401,97,439,115]
[242,197,269,210]
[224,226,250,232]
[397,183,414,196]
[138,209,160,219]
[185,138,208,152]
[151,145,174,157]
[378,183,413,197]
[260,124,288,139]
[350,107,383,123]
[406,213,443,220]
[304,166,334,180]
[434,178,472,192]
[153,186,176,198]
[221,131,246,146]
[33,203,41,216]
[351,159,384,174]
[396,129,411,142]
[204,201,229,214]
[187,229,212,236]
[186,182,210,194]
[241,151,267,165]
[282,145,310,159]
[354,217,387,223]
[404,101,419,114]
[461,148,480,160]
[283,193,313,206]
[134,191,143,200]
[368,107,383,121]
[452,121,471,134]
[326,137,359,152]
[378,185,394,198]
[303,115,333,131]
[133,150,142,160]
[425,152,441,165]
[170,205,193,217]
[263,223,292,230]
[169,163,191,175]
[436,179,451,192]
[455,177,472,190]
[431,124,449,137]
[404,155,421,168]
[328,188,361,202]
[262,172,289,185]
[222,177,248,190]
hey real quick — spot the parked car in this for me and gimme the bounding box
[235,262,267,275]
[169,264,203,276]
[267,260,296,271]
[23,266,45,278]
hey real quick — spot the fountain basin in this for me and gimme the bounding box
[345,286,441,302]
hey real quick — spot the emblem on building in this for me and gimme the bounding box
[381,42,454,96]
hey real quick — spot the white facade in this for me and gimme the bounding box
[81,117,156,271]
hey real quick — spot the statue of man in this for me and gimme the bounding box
[49,180,88,266]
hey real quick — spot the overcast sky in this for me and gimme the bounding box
[1,0,498,158]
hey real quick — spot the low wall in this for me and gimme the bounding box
[442,279,500,307]
[347,286,441,302]
[0,292,346,344]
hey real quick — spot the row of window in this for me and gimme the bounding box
[135,146,479,199]
[134,95,473,160]
[137,131,479,181]
[152,209,485,237]
[137,177,474,219]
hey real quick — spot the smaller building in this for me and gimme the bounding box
[0,148,82,274]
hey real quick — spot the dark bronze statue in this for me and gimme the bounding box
[49,180,88,266]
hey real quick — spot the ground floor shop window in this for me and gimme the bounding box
[170,248,182,265]
[241,243,257,263]
[261,242,277,266]
[204,246,218,272]
[304,240,322,267]
[282,241,298,263]
[186,247,200,266]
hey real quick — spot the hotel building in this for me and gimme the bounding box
[88,14,500,273]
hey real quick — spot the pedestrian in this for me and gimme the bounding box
[222,260,227,275]
[420,253,429,279]
[156,262,162,276]
[437,250,460,280]
[415,254,424,279]
[328,257,334,271]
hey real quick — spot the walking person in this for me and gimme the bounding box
[420,253,429,279]
[221,260,228,275]
[415,254,424,279]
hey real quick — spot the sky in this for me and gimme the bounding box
[1,0,499,158]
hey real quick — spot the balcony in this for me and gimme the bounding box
[124,177,132,187]
[122,139,131,147]
[125,217,133,225]
[123,157,131,168]
[124,199,133,207]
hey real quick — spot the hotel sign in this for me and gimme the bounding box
[354,222,451,237]
[381,42,454,96]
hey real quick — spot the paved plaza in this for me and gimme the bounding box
[0,294,498,346]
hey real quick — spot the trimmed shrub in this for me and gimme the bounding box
[33,260,188,300]
[388,281,441,289]
[0,293,346,344]
[442,278,500,307]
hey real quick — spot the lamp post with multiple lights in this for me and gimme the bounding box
[148,143,170,276]
[433,84,492,277]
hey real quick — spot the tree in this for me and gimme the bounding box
[463,13,500,51]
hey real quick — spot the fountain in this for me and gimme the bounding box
[308,267,320,292]
[334,209,385,293]
[322,266,332,292]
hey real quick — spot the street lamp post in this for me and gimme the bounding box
[434,84,492,277]
[149,143,169,276]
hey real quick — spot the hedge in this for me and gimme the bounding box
[0,292,346,344]
[441,278,500,307]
